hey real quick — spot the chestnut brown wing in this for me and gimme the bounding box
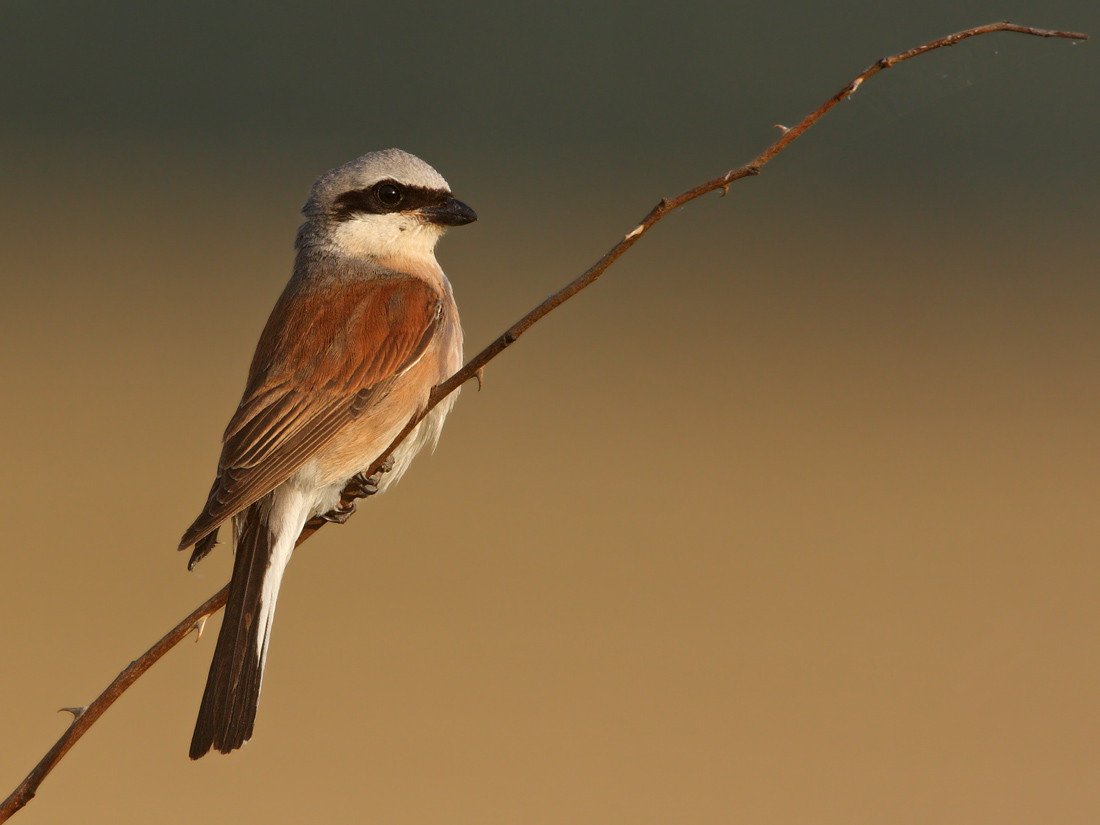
[179,276,441,551]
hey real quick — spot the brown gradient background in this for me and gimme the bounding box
[2,2,1098,823]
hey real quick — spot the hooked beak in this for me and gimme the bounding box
[421,196,477,227]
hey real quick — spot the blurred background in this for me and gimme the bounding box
[1,2,1097,823]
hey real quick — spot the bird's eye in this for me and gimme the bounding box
[374,182,404,209]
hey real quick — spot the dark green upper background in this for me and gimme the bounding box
[3,1,1094,196]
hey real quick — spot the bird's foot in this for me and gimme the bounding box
[344,457,395,500]
[313,458,395,526]
[319,499,357,525]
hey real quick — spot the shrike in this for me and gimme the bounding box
[179,149,474,759]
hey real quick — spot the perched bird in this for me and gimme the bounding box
[179,149,475,758]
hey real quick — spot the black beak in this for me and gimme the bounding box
[421,196,477,226]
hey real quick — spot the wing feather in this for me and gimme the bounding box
[179,275,442,550]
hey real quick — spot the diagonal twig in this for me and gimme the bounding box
[0,20,1086,823]
[298,22,1088,540]
[0,587,230,821]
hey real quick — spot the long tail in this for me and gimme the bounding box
[189,494,298,758]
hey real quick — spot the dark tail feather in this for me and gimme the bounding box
[190,502,272,759]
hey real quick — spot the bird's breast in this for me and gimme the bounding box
[294,296,462,513]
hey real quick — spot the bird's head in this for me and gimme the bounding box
[301,148,476,263]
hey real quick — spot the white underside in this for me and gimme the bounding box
[240,397,457,678]
[253,487,310,672]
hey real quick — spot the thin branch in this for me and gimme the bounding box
[0,20,1086,823]
[0,587,229,821]
[299,22,1087,539]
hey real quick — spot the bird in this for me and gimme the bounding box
[179,149,475,759]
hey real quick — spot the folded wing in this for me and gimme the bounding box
[179,275,442,552]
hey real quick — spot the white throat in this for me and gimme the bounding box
[327,213,445,265]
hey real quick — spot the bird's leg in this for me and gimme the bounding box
[316,500,357,525]
[344,456,395,499]
[313,457,395,526]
